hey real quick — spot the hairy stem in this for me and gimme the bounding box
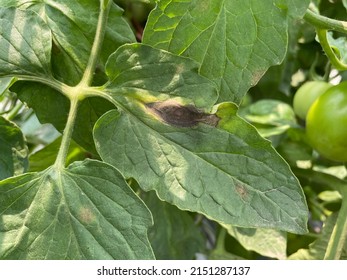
[78,0,112,87]
[304,9,347,71]
[304,9,347,34]
[53,97,79,169]
[324,194,347,260]
[316,28,347,71]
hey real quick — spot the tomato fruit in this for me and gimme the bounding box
[293,81,333,120]
[306,81,347,162]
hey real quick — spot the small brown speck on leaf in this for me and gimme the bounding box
[146,100,219,128]
[236,183,248,201]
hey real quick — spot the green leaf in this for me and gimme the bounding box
[289,212,347,260]
[0,159,154,259]
[1,0,135,84]
[222,225,287,259]
[0,7,52,77]
[94,100,308,233]
[326,31,347,64]
[249,18,314,99]
[0,116,28,180]
[318,191,342,203]
[239,99,297,137]
[240,100,296,126]
[143,0,310,103]
[104,43,218,108]
[143,191,205,260]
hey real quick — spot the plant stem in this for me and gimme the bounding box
[78,0,112,87]
[16,75,71,97]
[324,194,347,260]
[304,9,347,34]
[304,9,347,71]
[316,29,347,71]
[20,1,112,170]
[53,97,79,169]
[215,228,227,252]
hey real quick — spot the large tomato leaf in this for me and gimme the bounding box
[102,43,218,108]
[0,7,52,77]
[93,44,308,234]
[0,159,154,259]
[94,104,308,234]
[1,0,135,84]
[143,0,310,103]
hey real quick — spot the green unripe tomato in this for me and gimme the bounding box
[306,81,347,162]
[293,81,333,120]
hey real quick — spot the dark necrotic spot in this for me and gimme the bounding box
[146,100,219,127]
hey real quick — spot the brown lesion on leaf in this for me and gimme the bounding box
[78,207,96,224]
[145,100,220,128]
[236,183,249,201]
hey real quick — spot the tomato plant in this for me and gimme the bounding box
[0,0,346,261]
[306,82,347,162]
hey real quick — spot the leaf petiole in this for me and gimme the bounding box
[316,29,347,71]
[16,75,73,98]
[53,97,79,170]
[304,9,347,34]
[304,9,347,71]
